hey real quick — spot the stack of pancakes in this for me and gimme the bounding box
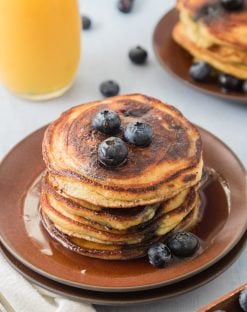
[40,94,203,260]
[173,0,247,79]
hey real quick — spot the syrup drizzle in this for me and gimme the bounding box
[23,173,53,256]
[203,167,231,213]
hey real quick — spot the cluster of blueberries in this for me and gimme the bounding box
[190,61,247,94]
[92,109,152,167]
[148,232,199,268]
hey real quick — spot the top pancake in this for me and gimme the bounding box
[177,0,247,50]
[43,94,203,208]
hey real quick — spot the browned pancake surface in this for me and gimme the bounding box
[40,185,197,245]
[41,200,200,260]
[177,0,247,49]
[44,95,199,180]
[43,94,202,207]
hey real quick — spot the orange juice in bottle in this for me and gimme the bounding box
[0,0,81,100]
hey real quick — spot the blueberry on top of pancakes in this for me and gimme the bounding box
[98,137,128,167]
[124,122,152,147]
[92,109,121,134]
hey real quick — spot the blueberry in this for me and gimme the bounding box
[167,232,199,257]
[117,0,134,13]
[100,80,120,97]
[148,243,172,268]
[221,0,243,11]
[243,80,247,93]
[124,122,152,147]
[189,61,212,82]
[129,46,148,65]
[218,73,242,92]
[98,137,128,167]
[239,288,247,312]
[82,15,92,30]
[92,110,121,134]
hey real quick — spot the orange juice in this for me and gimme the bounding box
[0,0,81,100]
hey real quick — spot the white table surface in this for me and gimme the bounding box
[0,0,246,311]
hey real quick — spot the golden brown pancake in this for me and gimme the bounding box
[173,22,247,79]
[43,94,203,208]
[42,172,159,230]
[40,197,200,260]
[40,185,198,245]
[177,0,247,50]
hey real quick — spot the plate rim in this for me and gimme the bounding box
[1,229,247,305]
[0,125,247,292]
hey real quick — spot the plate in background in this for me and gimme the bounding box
[153,9,247,103]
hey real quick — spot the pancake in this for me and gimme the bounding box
[177,0,247,50]
[40,186,198,245]
[42,173,191,231]
[42,173,159,230]
[175,0,247,79]
[40,197,200,260]
[173,22,247,79]
[43,94,203,208]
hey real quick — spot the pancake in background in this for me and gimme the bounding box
[173,22,247,79]
[176,0,247,50]
[174,0,247,79]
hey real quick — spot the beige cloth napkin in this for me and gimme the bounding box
[0,252,96,312]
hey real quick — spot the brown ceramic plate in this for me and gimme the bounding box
[153,9,247,103]
[0,126,246,292]
[1,231,247,305]
[197,283,247,312]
